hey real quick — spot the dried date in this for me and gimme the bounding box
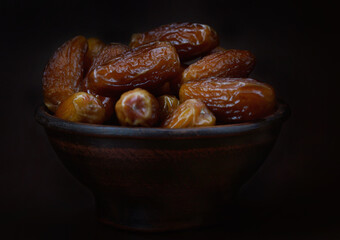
[115,88,159,127]
[179,78,276,123]
[129,22,219,61]
[163,99,216,128]
[182,49,255,83]
[43,35,87,112]
[55,92,106,124]
[87,41,180,96]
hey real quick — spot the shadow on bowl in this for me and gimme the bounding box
[35,101,290,232]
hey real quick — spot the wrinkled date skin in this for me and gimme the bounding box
[115,88,160,127]
[43,35,87,112]
[129,23,219,61]
[55,92,106,124]
[180,78,276,123]
[163,99,216,128]
[84,37,106,74]
[157,95,180,123]
[182,49,255,83]
[87,41,180,97]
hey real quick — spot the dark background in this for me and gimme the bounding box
[1,0,339,239]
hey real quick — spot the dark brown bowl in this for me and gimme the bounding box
[35,101,289,232]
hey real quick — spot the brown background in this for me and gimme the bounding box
[1,0,339,239]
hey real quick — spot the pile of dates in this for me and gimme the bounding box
[42,22,276,128]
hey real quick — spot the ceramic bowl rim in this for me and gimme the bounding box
[35,100,290,139]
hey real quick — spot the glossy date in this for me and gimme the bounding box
[182,49,255,83]
[55,92,106,124]
[43,35,87,112]
[179,78,276,123]
[115,88,160,127]
[87,41,180,96]
[163,99,216,128]
[129,22,219,61]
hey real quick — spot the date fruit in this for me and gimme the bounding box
[115,88,159,127]
[182,49,255,83]
[157,95,180,123]
[43,35,87,112]
[55,92,106,124]
[163,99,216,128]
[179,78,276,123]
[130,22,219,60]
[87,41,180,96]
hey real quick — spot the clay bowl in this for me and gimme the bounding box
[35,101,289,232]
